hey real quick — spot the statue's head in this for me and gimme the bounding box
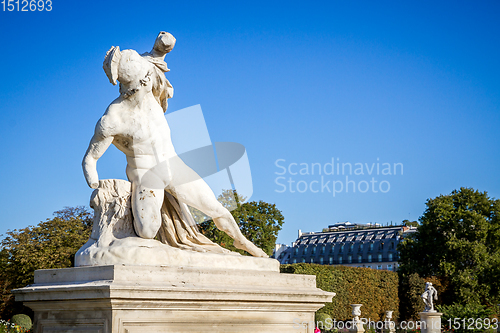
[103,47,154,96]
[153,31,176,55]
[116,49,153,85]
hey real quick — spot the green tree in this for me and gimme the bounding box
[0,206,92,319]
[398,188,500,307]
[436,303,494,333]
[398,272,425,320]
[195,190,285,256]
[402,219,419,228]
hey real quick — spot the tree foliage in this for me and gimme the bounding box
[402,219,419,228]
[436,303,494,333]
[398,272,425,321]
[397,273,449,320]
[195,190,285,256]
[398,188,500,307]
[0,206,92,319]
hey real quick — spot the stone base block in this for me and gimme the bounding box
[14,265,334,333]
[419,311,442,333]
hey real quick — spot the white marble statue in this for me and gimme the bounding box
[81,32,267,261]
[421,282,438,312]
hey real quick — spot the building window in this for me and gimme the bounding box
[312,247,316,255]
[340,244,344,253]
[358,255,362,263]
[390,242,395,250]
[359,243,363,252]
[303,247,307,255]
[311,258,314,263]
[348,255,352,263]
[338,256,343,264]
[368,254,372,262]
[319,257,324,264]
[387,264,393,271]
[293,258,297,263]
[302,258,306,263]
[349,243,354,252]
[329,256,333,264]
[294,248,299,255]
[329,246,334,253]
[321,246,326,254]
[377,265,382,270]
[369,243,374,251]
[379,242,384,250]
[378,253,383,262]
[388,253,393,261]
[366,265,371,269]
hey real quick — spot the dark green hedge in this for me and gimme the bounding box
[281,263,399,321]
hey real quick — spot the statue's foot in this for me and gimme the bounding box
[234,239,269,258]
[221,248,242,256]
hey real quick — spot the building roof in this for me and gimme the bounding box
[294,224,406,246]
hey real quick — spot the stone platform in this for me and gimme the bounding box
[14,265,335,333]
[419,311,442,333]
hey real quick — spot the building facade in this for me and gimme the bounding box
[275,222,416,271]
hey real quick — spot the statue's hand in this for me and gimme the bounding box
[84,167,100,189]
[83,155,101,189]
[82,130,114,189]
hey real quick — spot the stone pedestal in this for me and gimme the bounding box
[419,311,442,333]
[14,265,334,333]
[349,321,365,333]
[382,321,396,333]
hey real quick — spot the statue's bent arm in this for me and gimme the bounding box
[82,120,114,189]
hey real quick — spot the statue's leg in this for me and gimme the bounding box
[131,182,164,239]
[168,157,268,257]
[175,183,267,257]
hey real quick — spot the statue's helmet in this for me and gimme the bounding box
[103,48,153,86]
[103,46,121,85]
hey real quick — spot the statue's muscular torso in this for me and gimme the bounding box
[97,92,177,184]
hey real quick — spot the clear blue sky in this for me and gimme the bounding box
[0,1,499,246]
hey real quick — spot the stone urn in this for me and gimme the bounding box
[350,304,365,333]
[384,310,396,333]
[351,304,363,321]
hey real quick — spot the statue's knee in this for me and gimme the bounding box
[133,213,161,239]
[135,224,159,239]
[213,207,232,220]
